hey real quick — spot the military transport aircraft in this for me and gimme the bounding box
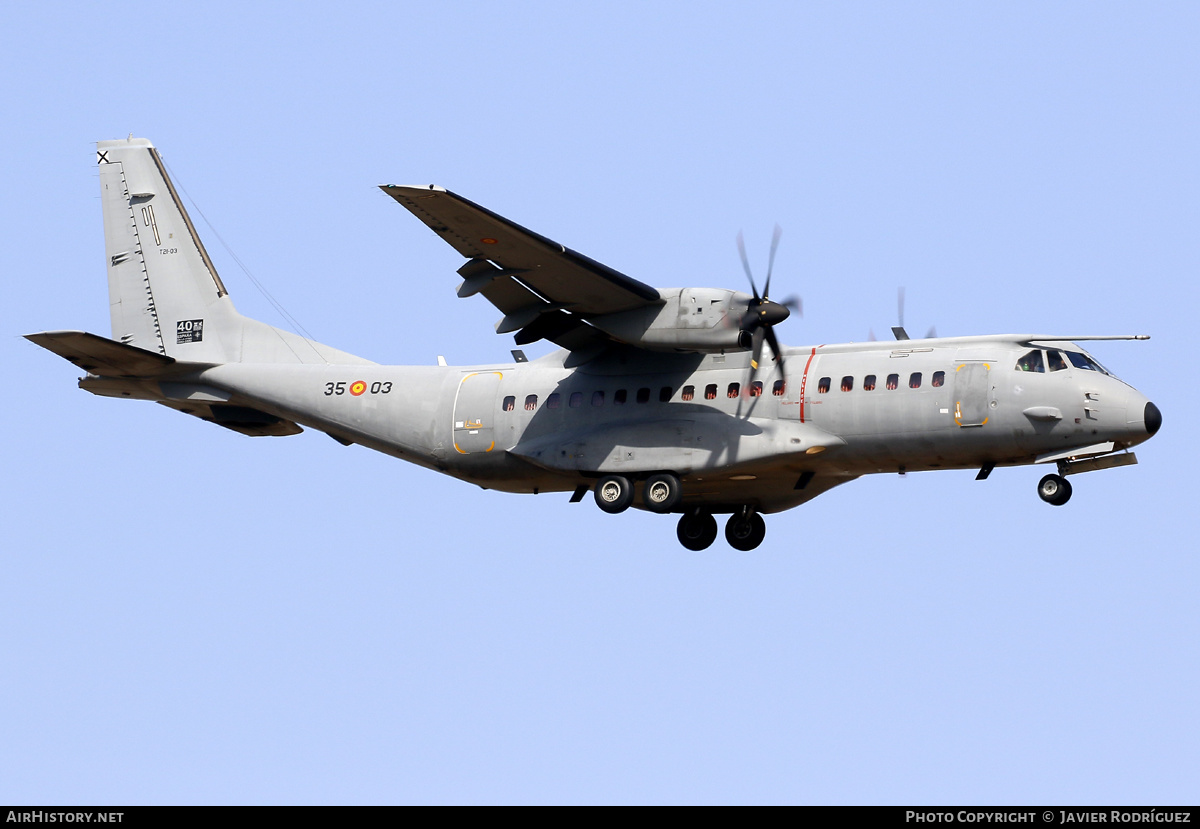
[28,137,1162,550]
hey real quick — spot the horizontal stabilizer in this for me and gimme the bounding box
[26,330,186,377]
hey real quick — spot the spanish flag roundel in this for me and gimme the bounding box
[350,380,367,396]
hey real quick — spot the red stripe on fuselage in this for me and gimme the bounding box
[799,346,819,423]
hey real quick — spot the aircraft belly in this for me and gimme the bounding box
[510,415,843,475]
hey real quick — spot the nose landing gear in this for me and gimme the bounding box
[1037,473,1073,506]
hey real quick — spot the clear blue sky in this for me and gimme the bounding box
[2,1,1197,805]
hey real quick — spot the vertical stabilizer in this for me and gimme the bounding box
[99,137,238,361]
[96,138,370,366]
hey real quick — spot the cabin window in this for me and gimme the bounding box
[1047,350,1067,371]
[886,373,899,390]
[681,385,695,401]
[818,377,831,394]
[660,386,673,402]
[909,372,922,389]
[772,380,786,396]
[502,395,515,412]
[863,375,876,391]
[841,376,854,392]
[547,393,561,409]
[591,391,604,407]
[727,383,741,398]
[705,384,718,400]
[750,381,763,397]
[637,387,651,404]
[932,371,945,387]
[1016,349,1044,373]
[614,389,627,405]
[524,394,538,411]
[569,392,583,408]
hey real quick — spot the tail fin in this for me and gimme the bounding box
[99,137,239,361]
[97,137,369,366]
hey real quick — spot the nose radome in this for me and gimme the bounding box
[1145,401,1162,435]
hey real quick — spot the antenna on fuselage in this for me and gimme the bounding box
[891,287,936,340]
[893,287,910,340]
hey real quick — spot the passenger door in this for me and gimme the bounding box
[452,371,502,454]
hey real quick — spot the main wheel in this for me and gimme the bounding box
[643,473,682,513]
[1037,473,1073,506]
[594,475,634,513]
[677,511,718,551]
[725,512,767,551]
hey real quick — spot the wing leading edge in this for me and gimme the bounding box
[381,185,661,351]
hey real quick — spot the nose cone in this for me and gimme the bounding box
[1144,401,1162,435]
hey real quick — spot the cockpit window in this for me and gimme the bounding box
[1047,350,1067,372]
[1016,349,1044,373]
[1065,351,1111,375]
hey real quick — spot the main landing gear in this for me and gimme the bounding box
[724,510,767,551]
[592,474,769,551]
[677,510,718,551]
[1037,473,1073,506]
[593,472,682,514]
[676,509,766,551]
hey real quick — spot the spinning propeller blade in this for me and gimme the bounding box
[735,226,795,394]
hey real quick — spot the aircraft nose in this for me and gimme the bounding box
[1144,401,1162,435]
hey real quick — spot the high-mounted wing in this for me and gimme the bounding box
[381,185,661,351]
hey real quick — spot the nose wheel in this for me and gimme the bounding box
[1037,473,1072,506]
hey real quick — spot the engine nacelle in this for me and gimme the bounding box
[587,287,754,353]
